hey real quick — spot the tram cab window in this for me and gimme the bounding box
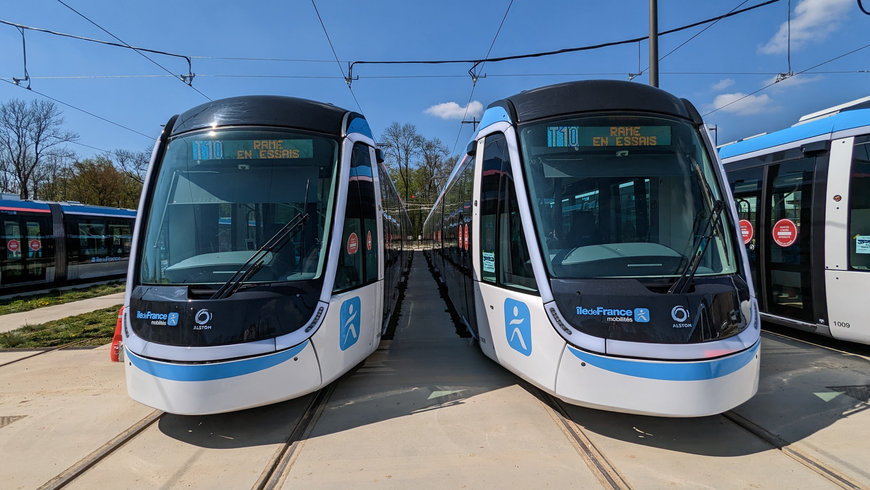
[519,114,737,280]
[850,135,870,271]
[139,129,338,285]
[478,133,538,292]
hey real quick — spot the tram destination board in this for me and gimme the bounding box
[547,125,672,148]
[190,139,314,161]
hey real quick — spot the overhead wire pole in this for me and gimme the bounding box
[649,0,659,87]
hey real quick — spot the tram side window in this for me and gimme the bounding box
[334,143,376,292]
[850,136,870,271]
[478,133,537,292]
[66,217,110,264]
[3,220,22,261]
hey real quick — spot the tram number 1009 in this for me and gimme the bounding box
[832,320,851,329]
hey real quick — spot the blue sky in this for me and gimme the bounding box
[1,0,868,160]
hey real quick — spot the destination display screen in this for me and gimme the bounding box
[191,139,314,161]
[547,126,671,148]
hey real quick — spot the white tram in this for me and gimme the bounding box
[424,80,760,417]
[123,96,411,415]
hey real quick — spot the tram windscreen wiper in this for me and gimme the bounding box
[210,210,309,299]
[668,199,724,295]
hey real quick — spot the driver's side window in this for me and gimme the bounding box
[478,133,538,293]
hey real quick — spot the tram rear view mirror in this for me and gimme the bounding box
[466,140,476,156]
[375,148,385,164]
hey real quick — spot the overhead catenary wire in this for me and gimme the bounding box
[310,0,364,115]
[704,42,870,116]
[638,0,750,76]
[0,19,198,89]
[348,0,780,81]
[8,70,867,81]
[450,0,514,157]
[55,0,211,100]
[0,77,154,140]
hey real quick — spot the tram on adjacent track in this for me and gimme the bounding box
[0,199,134,293]
[123,95,411,415]
[720,96,870,345]
[423,80,760,417]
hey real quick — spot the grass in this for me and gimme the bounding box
[0,306,120,349]
[0,281,125,316]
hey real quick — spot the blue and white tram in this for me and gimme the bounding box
[720,96,870,344]
[123,96,411,415]
[423,80,760,417]
[0,199,134,292]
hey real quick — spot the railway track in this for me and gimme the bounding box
[33,381,341,490]
[722,410,869,490]
[0,338,100,368]
[533,384,870,490]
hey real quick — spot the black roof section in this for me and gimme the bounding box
[170,95,357,136]
[489,80,703,125]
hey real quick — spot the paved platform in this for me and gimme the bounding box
[0,292,124,333]
[2,253,869,489]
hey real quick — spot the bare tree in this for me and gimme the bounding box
[32,147,75,200]
[419,136,453,202]
[379,122,422,203]
[0,99,77,199]
[112,148,151,184]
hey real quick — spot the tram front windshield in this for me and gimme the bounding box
[520,114,737,280]
[139,129,338,286]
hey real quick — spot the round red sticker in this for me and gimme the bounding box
[739,219,753,244]
[464,224,469,251]
[7,239,20,253]
[29,239,41,252]
[347,232,359,255]
[772,219,798,247]
[366,230,372,251]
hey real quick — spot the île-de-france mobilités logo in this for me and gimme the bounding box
[504,298,532,356]
[340,296,361,351]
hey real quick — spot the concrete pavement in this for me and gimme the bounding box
[0,292,124,333]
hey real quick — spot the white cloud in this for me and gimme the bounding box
[712,79,735,91]
[424,101,484,120]
[759,0,852,55]
[709,92,775,115]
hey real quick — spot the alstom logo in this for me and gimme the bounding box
[136,310,168,321]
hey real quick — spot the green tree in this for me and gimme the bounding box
[46,156,141,208]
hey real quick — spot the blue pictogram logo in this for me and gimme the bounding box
[504,298,532,356]
[634,308,650,323]
[167,312,179,326]
[340,296,361,351]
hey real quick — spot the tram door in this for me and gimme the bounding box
[728,167,763,291]
[1,213,54,286]
[763,153,826,324]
